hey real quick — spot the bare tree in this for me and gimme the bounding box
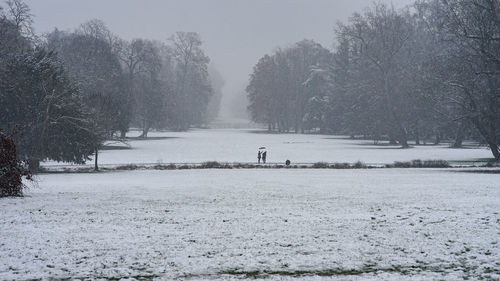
[337,3,415,147]
[5,0,33,39]
[169,32,212,130]
[422,0,500,159]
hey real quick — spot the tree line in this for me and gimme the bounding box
[247,0,499,160]
[0,0,221,170]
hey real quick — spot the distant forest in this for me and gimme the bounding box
[0,0,223,170]
[246,0,499,159]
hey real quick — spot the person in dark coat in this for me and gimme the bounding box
[257,151,262,164]
[262,151,267,164]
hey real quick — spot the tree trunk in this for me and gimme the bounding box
[489,142,500,160]
[471,118,500,160]
[399,127,409,149]
[141,126,149,138]
[28,158,40,174]
[94,148,99,171]
[452,122,465,148]
[434,131,441,145]
[388,133,397,145]
[139,120,150,138]
[483,136,500,160]
[120,130,127,139]
[414,120,420,145]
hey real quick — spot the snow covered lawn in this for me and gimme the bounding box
[1,169,499,280]
[44,129,494,168]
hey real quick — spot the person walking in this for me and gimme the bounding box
[262,151,267,164]
[257,150,262,164]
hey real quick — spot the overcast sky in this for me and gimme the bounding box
[24,0,414,117]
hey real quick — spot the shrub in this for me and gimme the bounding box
[353,161,367,169]
[116,164,138,170]
[388,159,450,168]
[200,161,221,169]
[423,160,450,168]
[332,163,350,169]
[219,163,233,169]
[392,161,412,168]
[233,163,252,169]
[154,164,175,170]
[166,163,177,170]
[411,159,423,167]
[312,162,329,168]
[1,132,31,197]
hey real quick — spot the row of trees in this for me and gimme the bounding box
[247,0,499,159]
[46,23,216,136]
[0,0,220,170]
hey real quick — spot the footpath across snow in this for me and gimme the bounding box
[1,169,499,280]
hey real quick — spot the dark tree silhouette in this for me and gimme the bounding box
[0,131,31,197]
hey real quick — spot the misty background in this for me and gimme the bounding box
[24,0,413,120]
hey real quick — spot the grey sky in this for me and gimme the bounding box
[23,0,414,117]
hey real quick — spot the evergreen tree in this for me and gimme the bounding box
[0,48,97,170]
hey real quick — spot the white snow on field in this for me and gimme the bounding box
[46,129,494,167]
[1,169,499,280]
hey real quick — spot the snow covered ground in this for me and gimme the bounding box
[45,129,494,168]
[4,129,498,280]
[1,169,499,280]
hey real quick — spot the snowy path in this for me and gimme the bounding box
[1,169,499,280]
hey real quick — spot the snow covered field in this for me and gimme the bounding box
[45,129,494,168]
[3,129,499,280]
[1,169,499,280]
